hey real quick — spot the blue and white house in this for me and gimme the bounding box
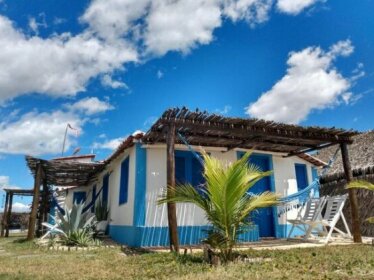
[60,108,331,247]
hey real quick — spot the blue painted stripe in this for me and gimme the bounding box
[119,156,130,205]
[311,167,320,197]
[276,224,307,238]
[109,225,259,247]
[133,143,147,226]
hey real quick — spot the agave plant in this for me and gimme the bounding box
[95,198,109,221]
[43,202,98,247]
[158,152,278,262]
[347,180,374,223]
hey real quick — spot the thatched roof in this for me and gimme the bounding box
[317,131,374,237]
[317,131,374,187]
[317,131,374,175]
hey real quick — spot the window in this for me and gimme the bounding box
[102,174,110,205]
[73,191,86,204]
[91,185,96,213]
[119,157,130,205]
[295,164,308,190]
[175,151,204,190]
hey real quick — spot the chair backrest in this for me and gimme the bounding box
[323,195,348,223]
[301,196,327,222]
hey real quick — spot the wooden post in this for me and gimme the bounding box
[42,179,49,224]
[5,193,13,237]
[340,142,362,243]
[27,164,43,240]
[1,192,9,237]
[166,122,179,253]
[37,179,48,237]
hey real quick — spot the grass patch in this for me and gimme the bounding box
[0,237,373,279]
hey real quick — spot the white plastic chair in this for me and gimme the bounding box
[304,194,352,244]
[287,196,327,239]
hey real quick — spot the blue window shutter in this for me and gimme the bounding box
[175,151,204,190]
[175,155,187,184]
[91,185,96,213]
[191,157,204,188]
[102,174,109,205]
[295,164,308,190]
[73,191,86,204]
[119,157,130,205]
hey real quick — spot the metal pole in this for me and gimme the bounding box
[61,124,69,156]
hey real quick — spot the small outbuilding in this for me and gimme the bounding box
[25,108,362,247]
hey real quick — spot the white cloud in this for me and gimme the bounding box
[157,70,164,79]
[28,17,39,34]
[80,0,150,41]
[53,17,66,25]
[277,0,323,15]
[101,74,128,89]
[0,0,325,103]
[28,13,47,35]
[11,202,30,213]
[0,110,83,155]
[215,105,232,115]
[246,40,357,124]
[143,116,157,129]
[0,175,9,187]
[144,0,222,56]
[223,0,273,26]
[0,15,137,104]
[93,137,124,150]
[66,97,114,115]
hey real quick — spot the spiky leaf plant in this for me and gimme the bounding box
[158,152,279,262]
[95,198,109,221]
[42,202,98,247]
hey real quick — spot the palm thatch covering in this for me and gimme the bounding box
[317,131,374,236]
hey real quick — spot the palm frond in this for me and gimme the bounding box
[157,184,211,213]
[158,151,277,261]
[347,180,374,191]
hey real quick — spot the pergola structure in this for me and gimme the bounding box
[1,188,33,237]
[143,107,362,252]
[25,156,105,240]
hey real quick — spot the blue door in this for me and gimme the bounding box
[295,164,308,190]
[246,154,275,237]
[73,191,86,204]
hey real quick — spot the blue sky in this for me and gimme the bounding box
[0,0,373,211]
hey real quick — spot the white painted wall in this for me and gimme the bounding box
[106,146,136,226]
[62,147,136,227]
[63,143,318,230]
[144,145,317,227]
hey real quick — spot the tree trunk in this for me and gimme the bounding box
[27,164,43,240]
[5,193,13,237]
[340,142,362,243]
[1,192,9,237]
[166,122,179,253]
